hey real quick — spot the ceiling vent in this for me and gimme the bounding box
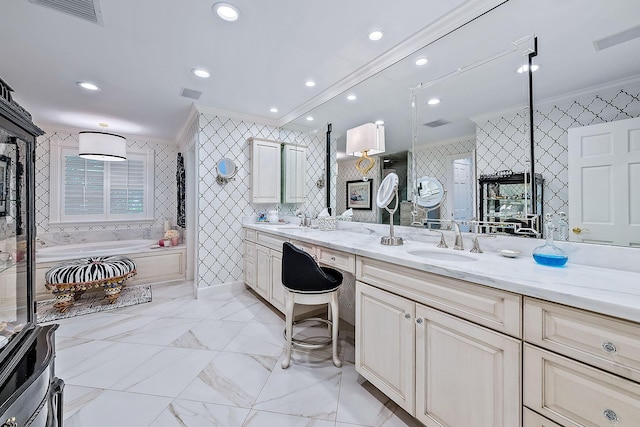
[423,119,451,128]
[29,0,103,25]
[180,88,202,100]
[594,24,640,51]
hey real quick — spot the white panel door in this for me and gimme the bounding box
[568,116,640,246]
[447,152,475,232]
[415,303,521,427]
[355,281,415,415]
[251,138,281,204]
[283,144,307,203]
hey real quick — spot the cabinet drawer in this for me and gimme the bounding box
[357,257,521,337]
[525,298,640,382]
[523,408,562,427]
[244,241,256,260]
[524,344,640,427]
[244,228,257,242]
[256,231,288,251]
[290,239,316,258]
[244,259,256,289]
[317,247,355,274]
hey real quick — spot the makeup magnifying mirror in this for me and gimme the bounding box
[216,158,237,184]
[377,172,403,246]
[411,176,447,226]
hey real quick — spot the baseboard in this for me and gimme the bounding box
[196,280,245,298]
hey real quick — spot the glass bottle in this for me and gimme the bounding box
[533,214,568,267]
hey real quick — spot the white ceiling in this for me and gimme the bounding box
[285,0,640,155]
[0,0,499,140]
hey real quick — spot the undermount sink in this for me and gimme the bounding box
[406,249,477,262]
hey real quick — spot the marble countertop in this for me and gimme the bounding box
[245,222,640,323]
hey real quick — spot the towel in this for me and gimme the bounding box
[340,208,353,218]
[318,208,330,218]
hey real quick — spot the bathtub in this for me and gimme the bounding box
[36,239,158,263]
[35,239,186,300]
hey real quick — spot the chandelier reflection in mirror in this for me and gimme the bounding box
[79,123,127,162]
[346,122,385,181]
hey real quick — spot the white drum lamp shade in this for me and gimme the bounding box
[345,123,385,156]
[346,123,385,178]
[78,131,127,161]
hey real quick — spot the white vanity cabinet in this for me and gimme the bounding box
[249,137,281,204]
[282,143,306,203]
[523,298,640,426]
[355,257,522,427]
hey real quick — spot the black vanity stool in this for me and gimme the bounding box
[281,242,343,369]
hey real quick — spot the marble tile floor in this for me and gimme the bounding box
[45,282,422,427]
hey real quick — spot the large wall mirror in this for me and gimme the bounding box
[281,0,640,248]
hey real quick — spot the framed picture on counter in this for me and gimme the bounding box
[346,179,373,210]
[0,155,10,217]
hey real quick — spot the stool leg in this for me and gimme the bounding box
[330,292,342,368]
[281,290,294,369]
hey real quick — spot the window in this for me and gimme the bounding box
[49,140,155,224]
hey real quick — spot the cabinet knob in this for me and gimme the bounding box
[330,256,336,261]
[2,417,17,427]
[603,409,619,422]
[602,341,618,354]
[416,318,423,325]
[404,313,411,319]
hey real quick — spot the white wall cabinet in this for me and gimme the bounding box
[356,269,521,427]
[282,143,307,204]
[249,138,281,204]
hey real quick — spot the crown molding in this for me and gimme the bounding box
[175,104,199,146]
[534,74,640,109]
[195,104,279,128]
[277,0,508,128]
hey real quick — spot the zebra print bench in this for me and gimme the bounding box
[45,256,137,313]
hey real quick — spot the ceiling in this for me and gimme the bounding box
[0,0,500,140]
[284,0,640,156]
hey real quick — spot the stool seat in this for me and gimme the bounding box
[281,242,343,369]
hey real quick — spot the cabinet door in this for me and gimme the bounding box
[270,250,285,312]
[283,144,306,203]
[251,138,281,203]
[255,245,271,300]
[415,303,521,427]
[355,281,415,414]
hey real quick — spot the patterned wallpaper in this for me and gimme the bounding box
[414,138,476,219]
[476,83,640,220]
[196,114,328,288]
[336,157,381,223]
[35,128,179,237]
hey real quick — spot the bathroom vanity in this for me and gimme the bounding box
[243,223,640,427]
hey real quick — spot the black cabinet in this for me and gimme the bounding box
[0,77,63,426]
[479,172,544,232]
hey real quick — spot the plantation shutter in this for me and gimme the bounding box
[64,155,104,216]
[109,158,145,215]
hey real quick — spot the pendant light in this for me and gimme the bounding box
[79,123,126,161]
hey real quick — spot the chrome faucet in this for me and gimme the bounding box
[426,229,448,248]
[452,221,464,251]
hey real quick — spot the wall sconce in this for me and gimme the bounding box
[346,123,385,180]
[79,123,126,161]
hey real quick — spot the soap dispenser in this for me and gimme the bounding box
[533,213,568,267]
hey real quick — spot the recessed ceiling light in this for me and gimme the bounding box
[427,98,441,105]
[368,30,384,41]
[415,58,428,66]
[192,68,210,78]
[516,64,540,73]
[375,120,384,125]
[305,80,316,87]
[306,116,314,121]
[270,107,278,113]
[347,94,357,101]
[77,82,99,91]
[213,2,240,22]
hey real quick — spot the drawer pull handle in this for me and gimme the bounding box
[405,313,411,319]
[602,342,617,354]
[416,318,423,325]
[330,256,336,261]
[603,409,619,422]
